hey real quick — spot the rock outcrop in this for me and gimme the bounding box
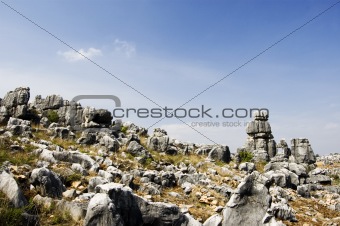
[0,87,338,226]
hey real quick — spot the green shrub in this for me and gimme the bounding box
[239,151,253,162]
[121,126,128,134]
[65,173,82,185]
[47,110,59,123]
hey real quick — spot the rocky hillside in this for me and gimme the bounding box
[0,87,339,226]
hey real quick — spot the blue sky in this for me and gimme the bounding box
[0,0,339,154]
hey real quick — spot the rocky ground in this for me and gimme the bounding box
[0,87,339,226]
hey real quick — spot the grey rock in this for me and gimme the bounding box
[99,135,120,152]
[308,174,332,185]
[238,162,256,173]
[56,199,87,221]
[2,87,30,107]
[41,94,63,110]
[40,117,50,128]
[288,163,307,177]
[122,122,148,136]
[88,176,109,193]
[77,131,97,145]
[98,170,114,182]
[71,163,88,176]
[106,166,123,179]
[92,109,113,126]
[208,145,231,163]
[120,174,134,187]
[184,213,203,226]
[290,138,316,164]
[0,170,28,207]
[127,141,150,158]
[137,199,185,226]
[6,117,32,137]
[269,200,297,222]
[30,167,66,198]
[50,126,75,139]
[138,182,161,195]
[93,183,144,226]
[297,185,310,198]
[177,173,208,186]
[0,87,30,123]
[203,214,222,226]
[84,193,124,226]
[161,171,176,187]
[222,172,272,226]
[147,128,170,152]
[53,150,97,170]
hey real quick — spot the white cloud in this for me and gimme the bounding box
[114,39,136,57]
[58,47,102,62]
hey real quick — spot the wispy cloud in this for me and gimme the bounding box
[114,39,136,57]
[58,47,102,62]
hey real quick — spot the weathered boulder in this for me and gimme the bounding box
[30,167,66,198]
[77,131,97,145]
[88,176,109,193]
[122,122,148,136]
[40,94,63,110]
[290,138,316,164]
[49,126,75,139]
[0,170,28,207]
[52,150,98,171]
[0,87,30,123]
[147,128,169,152]
[99,135,120,152]
[207,145,231,163]
[82,107,112,128]
[203,214,222,226]
[127,141,151,158]
[6,117,32,137]
[297,185,310,198]
[84,193,124,226]
[238,162,256,173]
[222,172,272,226]
[88,183,188,226]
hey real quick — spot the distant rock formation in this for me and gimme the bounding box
[237,110,316,165]
[0,87,114,131]
[0,87,30,124]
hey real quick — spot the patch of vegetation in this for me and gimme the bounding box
[255,161,267,173]
[0,148,36,166]
[47,110,59,123]
[239,150,253,162]
[65,173,82,185]
[0,193,24,226]
[0,192,38,226]
[50,211,72,225]
[121,126,128,134]
[330,174,340,185]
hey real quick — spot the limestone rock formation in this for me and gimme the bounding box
[290,138,316,164]
[241,110,275,162]
[0,87,30,123]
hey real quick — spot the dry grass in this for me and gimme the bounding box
[146,185,227,222]
[285,196,340,226]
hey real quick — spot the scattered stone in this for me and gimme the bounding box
[0,170,28,207]
[30,167,66,198]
